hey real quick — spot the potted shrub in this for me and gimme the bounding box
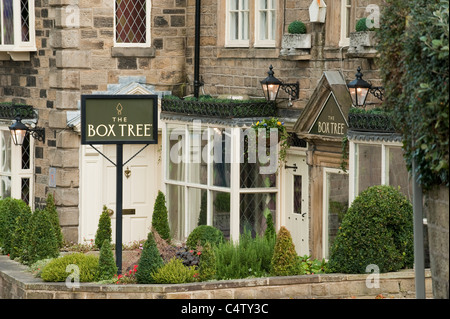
[280,20,312,57]
[348,17,378,57]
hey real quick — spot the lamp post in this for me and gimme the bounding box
[260,65,299,102]
[347,66,384,107]
[9,115,45,146]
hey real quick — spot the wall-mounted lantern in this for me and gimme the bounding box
[347,66,384,107]
[9,115,45,146]
[260,65,299,102]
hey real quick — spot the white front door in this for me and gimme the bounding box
[80,141,162,244]
[284,152,309,256]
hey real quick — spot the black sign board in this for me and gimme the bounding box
[81,95,158,145]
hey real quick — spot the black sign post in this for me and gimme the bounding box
[81,95,158,274]
[115,144,123,274]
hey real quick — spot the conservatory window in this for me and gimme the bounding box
[323,168,349,259]
[349,141,413,203]
[164,123,279,242]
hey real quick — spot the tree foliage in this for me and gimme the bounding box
[95,205,112,250]
[152,191,171,243]
[377,0,449,189]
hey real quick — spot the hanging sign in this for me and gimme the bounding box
[81,95,158,145]
[309,92,348,137]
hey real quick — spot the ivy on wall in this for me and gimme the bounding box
[377,0,449,190]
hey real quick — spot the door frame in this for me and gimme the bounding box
[282,148,309,256]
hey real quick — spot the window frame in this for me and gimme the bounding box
[113,0,151,48]
[339,0,353,47]
[225,0,250,47]
[0,0,36,53]
[0,125,34,207]
[254,0,277,48]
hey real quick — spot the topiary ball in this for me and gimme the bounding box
[288,20,307,34]
[327,185,414,274]
[355,17,376,32]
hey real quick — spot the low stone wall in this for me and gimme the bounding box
[0,256,432,299]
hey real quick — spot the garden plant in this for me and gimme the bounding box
[327,185,414,274]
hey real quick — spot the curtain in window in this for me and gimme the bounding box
[2,0,14,45]
[115,0,146,44]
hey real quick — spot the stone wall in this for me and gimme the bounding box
[424,185,449,299]
[0,256,433,299]
[185,0,384,108]
[0,0,187,243]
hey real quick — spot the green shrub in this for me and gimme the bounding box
[186,225,224,250]
[40,253,99,282]
[198,243,216,281]
[151,258,198,284]
[288,20,306,34]
[9,202,32,261]
[214,231,275,280]
[26,209,60,265]
[28,258,53,278]
[327,185,414,274]
[136,232,164,284]
[263,209,276,242]
[45,193,64,248]
[95,206,112,250]
[297,255,328,275]
[0,198,31,256]
[97,239,117,281]
[270,226,298,276]
[152,191,171,243]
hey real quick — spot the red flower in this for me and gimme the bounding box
[197,251,201,256]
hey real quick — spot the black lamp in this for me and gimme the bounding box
[347,66,384,107]
[261,65,299,102]
[9,116,45,146]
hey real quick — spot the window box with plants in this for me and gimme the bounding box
[280,21,312,60]
[348,17,379,58]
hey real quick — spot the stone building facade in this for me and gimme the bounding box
[1,0,390,251]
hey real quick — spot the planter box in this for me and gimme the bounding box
[280,34,312,59]
[348,31,378,58]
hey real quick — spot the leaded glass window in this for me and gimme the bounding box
[115,0,149,46]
